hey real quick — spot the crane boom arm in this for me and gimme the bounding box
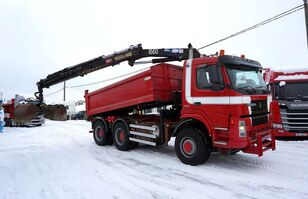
[35,44,201,103]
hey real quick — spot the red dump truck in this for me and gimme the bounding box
[264,69,308,139]
[36,44,275,165]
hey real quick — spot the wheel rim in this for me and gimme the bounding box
[95,126,104,141]
[180,137,196,157]
[115,128,125,145]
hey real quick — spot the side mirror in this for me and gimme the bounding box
[209,66,222,84]
[279,81,286,87]
[209,66,224,91]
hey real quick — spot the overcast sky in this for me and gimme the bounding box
[0,0,307,103]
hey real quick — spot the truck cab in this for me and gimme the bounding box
[264,69,308,138]
[179,53,274,159]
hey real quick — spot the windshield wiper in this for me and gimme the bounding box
[255,85,270,93]
[255,85,268,90]
[238,85,256,94]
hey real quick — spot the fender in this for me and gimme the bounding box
[112,118,130,133]
[172,118,194,136]
[172,113,214,137]
[92,117,108,132]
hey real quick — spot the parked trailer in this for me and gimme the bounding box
[36,44,275,165]
[264,69,308,139]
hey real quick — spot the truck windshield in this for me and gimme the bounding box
[226,64,269,94]
[273,81,308,101]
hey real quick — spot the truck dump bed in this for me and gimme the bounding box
[85,63,183,117]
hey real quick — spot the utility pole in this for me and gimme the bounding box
[0,91,3,103]
[63,81,66,102]
[304,0,308,47]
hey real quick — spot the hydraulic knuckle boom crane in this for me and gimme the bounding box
[35,44,200,104]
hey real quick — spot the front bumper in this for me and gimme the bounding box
[13,115,45,127]
[242,129,276,156]
[273,129,308,138]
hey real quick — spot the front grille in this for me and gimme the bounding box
[252,115,268,126]
[280,108,308,132]
[251,100,268,115]
[250,100,268,126]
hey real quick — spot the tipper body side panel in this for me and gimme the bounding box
[85,63,183,116]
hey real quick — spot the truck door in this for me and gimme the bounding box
[190,63,231,129]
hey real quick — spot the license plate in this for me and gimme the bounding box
[296,133,308,136]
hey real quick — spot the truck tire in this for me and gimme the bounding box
[113,121,130,151]
[4,119,12,127]
[129,141,139,149]
[93,121,112,146]
[230,149,241,155]
[175,128,211,165]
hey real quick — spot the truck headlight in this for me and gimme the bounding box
[239,120,247,137]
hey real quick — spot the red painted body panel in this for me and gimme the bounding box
[2,99,15,119]
[188,58,231,129]
[85,63,182,116]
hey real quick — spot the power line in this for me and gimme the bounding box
[44,67,150,98]
[44,88,63,97]
[67,67,150,88]
[198,3,305,50]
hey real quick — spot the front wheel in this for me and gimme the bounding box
[175,128,211,166]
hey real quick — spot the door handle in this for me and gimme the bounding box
[194,102,201,105]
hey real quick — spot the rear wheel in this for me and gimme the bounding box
[129,141,139,149]
[93,121,112,146]
[113,121,130,151]
[175,128,211,165]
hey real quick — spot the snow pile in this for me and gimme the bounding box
[0,120,308,199]
[269,66,308,73]
[275,74,308,81]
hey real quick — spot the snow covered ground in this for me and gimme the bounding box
[0,120,308,199]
